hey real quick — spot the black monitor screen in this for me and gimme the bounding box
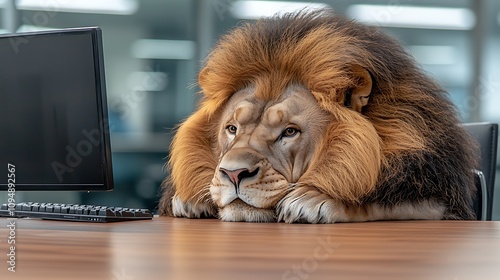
[0,27,113,191]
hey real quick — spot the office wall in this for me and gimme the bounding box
[1,0,499,218]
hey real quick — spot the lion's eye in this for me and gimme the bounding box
[282,127,300,138]
[226,125,237,135]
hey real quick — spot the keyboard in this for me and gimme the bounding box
[0,202,153,222]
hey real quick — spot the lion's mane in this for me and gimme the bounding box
[159,10,477,220]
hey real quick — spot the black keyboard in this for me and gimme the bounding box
[0,202,153,222]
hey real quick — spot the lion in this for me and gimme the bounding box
[158,10,478,223]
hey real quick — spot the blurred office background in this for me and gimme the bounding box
[1,0,499,218]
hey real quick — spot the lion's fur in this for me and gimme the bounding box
[159,10,478,220]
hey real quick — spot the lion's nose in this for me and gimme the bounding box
[219,167,259,191]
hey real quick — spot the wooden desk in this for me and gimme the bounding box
[1,217,499,280]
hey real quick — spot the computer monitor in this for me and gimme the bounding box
[0,27,114,191]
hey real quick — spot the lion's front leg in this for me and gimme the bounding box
[171,192,217,219]
[276,185,350,223]
[276,185,448,223]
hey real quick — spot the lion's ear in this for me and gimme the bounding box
[345,65,372,112]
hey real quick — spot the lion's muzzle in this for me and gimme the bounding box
[210,147,290,210]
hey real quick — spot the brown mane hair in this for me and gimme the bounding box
[159,10,477,220]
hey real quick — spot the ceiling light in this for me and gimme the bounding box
[131,39,195,60]
[16,25,58,32]
[16,0,139,15]
[347,5,475,30]
[230,0,330,19]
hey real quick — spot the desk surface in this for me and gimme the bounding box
[0,217,499,280]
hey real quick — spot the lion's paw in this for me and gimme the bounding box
[171,194,217,218]
[276,186,344,223]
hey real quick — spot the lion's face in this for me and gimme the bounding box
[210,84,332,221]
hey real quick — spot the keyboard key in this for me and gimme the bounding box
[90,208,98,216]
[45,205,54,213]
[75,207,84,215]
[120,210,134,217]
[22,203,32,211]
[99,208,116,217]
[32,203,40,211]
[135,209,152,218]
[60,206,70,214]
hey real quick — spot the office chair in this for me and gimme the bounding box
[463,122,498,221]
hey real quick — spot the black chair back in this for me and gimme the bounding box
[463,123,498,220]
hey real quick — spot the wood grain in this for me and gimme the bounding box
[1,217,499,280]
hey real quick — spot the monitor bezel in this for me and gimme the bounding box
[0,27,114,192]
